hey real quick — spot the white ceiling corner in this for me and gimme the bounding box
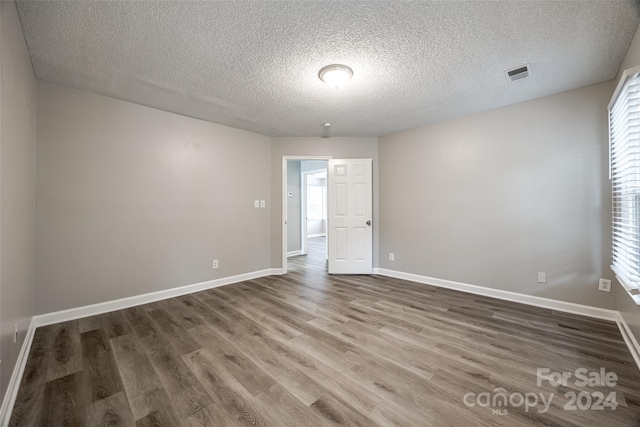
[15,0,640,137]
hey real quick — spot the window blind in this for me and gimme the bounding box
[610,66,640,301]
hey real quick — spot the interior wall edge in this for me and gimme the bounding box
[0,0,37,406]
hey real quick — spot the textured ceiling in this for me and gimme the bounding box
[15,1,640,137]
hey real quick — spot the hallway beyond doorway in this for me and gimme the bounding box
[288,237,326,274]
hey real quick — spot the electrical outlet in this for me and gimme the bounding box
[254,200,259,208]
[14,323,18,343]
[598,278,611,292]
[212,259,219,269]
[389,253,395,261]
[537,272,547,284]
[260,200,266,208]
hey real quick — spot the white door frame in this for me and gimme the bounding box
[282,156,331,275]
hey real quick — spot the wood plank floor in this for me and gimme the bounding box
[9,237,640,426]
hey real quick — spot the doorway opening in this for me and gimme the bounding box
[284,159,329,273]
[282,156,373,275]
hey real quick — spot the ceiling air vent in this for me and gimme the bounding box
[505,64,530,82]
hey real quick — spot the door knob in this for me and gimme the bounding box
[366,220,372,226]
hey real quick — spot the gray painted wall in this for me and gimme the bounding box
[379,81,615,309]
[307,220,325,236]
[286,160,301,253]
[271,137,379,269]
[301,160,328,174]
[616,23,640,344]
[0,1,37,400]
[35,82,271,314]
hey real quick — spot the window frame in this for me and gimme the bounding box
[609,65,640,305]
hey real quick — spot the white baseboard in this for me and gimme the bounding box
[0,317,37,427]
[1,267,281,425]
[287,250,302,258]
[616,313,640,371]
[375,268,640,370]
[307,233,326,238]
[375,268,619,321]
[34,268,276,327]
[3,266,638,425]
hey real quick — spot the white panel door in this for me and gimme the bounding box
[328,159,373,274]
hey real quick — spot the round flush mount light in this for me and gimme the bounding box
[318,64,353,88]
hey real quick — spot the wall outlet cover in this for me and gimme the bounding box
[598,278,611,292]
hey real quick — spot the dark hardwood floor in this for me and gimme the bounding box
[9,237,640,426]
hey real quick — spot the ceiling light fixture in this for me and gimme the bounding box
[318,64,353,88]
